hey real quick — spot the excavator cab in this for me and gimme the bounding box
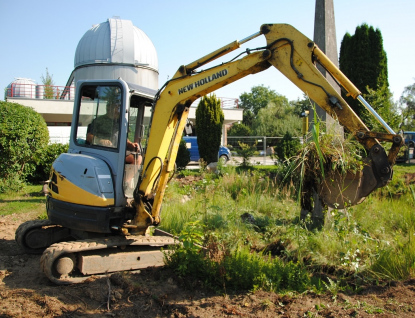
[46,79,156,234]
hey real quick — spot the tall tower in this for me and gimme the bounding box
[302,0,342,226]
[313,0,341,131]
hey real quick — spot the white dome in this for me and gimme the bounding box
[7,78,36,98]
[74,18,158,72]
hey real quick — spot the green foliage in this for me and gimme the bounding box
[28,143,69,183]
[292,95,312,116]
[41,67,55,99]
[339,24,393,129]
[399,82,415,131]
[195,94,224,164]
[166,220,311,293]
[228,122,251,136]
[0,101,49,192]
[165,221,207,277]
[370,237,415,280]
[274,131,302,161]
[238,141,257,167]
[175,138,191,170]
[252,99,302,137]
[238,86,302,136]
[239,85,282,116]
[364,85,400,131]
[286,109,366,212]
[4,161,415,292]
[242,109,255,128]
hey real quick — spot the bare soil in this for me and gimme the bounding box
[1,212,415,317]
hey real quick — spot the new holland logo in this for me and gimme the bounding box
[178,69,228,95]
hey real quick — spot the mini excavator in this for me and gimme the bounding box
[16,24,403,284]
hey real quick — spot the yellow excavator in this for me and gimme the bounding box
[16,24,403,284]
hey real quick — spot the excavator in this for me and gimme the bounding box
[16,24,403,284]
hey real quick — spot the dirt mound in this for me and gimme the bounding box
[1,212,415,317]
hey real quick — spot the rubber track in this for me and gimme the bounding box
[40,235,177,284]
[15,219,53,254]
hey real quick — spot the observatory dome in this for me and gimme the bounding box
[6,78,36,98]
[73,18,158,89]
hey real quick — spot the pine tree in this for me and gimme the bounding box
[195,94,224,164]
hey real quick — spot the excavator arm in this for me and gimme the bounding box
[130,23,403,234]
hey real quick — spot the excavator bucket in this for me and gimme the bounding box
[316,145,392,209]
[318,162,376,209]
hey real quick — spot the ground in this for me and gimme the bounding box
[1,212,415,317]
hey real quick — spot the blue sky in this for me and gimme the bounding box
[1,0,414,103]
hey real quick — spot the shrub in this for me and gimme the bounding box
[0,101,49,192]
[274,131,301,161]
[28,142,69,183]
[175,138,191,170]
[238,141,257,167]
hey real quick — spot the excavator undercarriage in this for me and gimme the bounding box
[16,220,175,284]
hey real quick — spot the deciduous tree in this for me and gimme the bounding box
[41,68,55,99]
[399,82,415,131]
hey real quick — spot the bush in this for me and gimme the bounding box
[238,141,257,167]
[28,143,69,183]
[175,138,191,170]
[274,131,301,161]
[0,101,49,192]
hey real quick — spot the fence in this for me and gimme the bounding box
[227,136,303,155]
[6,83,239,109]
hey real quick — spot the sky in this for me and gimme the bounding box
[1,0,414,103]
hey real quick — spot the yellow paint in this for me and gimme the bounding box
[50,170,114,207]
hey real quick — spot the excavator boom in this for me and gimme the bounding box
[133,23,402,232]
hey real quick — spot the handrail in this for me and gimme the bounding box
[5,83,75,100]
[6,83,239,108]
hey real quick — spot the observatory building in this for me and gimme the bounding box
[5,17,242,143]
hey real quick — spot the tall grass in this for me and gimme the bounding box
[162,163,415,291]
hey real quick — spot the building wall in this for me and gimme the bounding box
[7,97,243,145]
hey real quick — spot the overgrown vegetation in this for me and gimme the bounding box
[290,116,366,212]
[161,162,415,294]
[1,160,414,294]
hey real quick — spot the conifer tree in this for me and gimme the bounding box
[339,24,392,129]
[195,94,224,164]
